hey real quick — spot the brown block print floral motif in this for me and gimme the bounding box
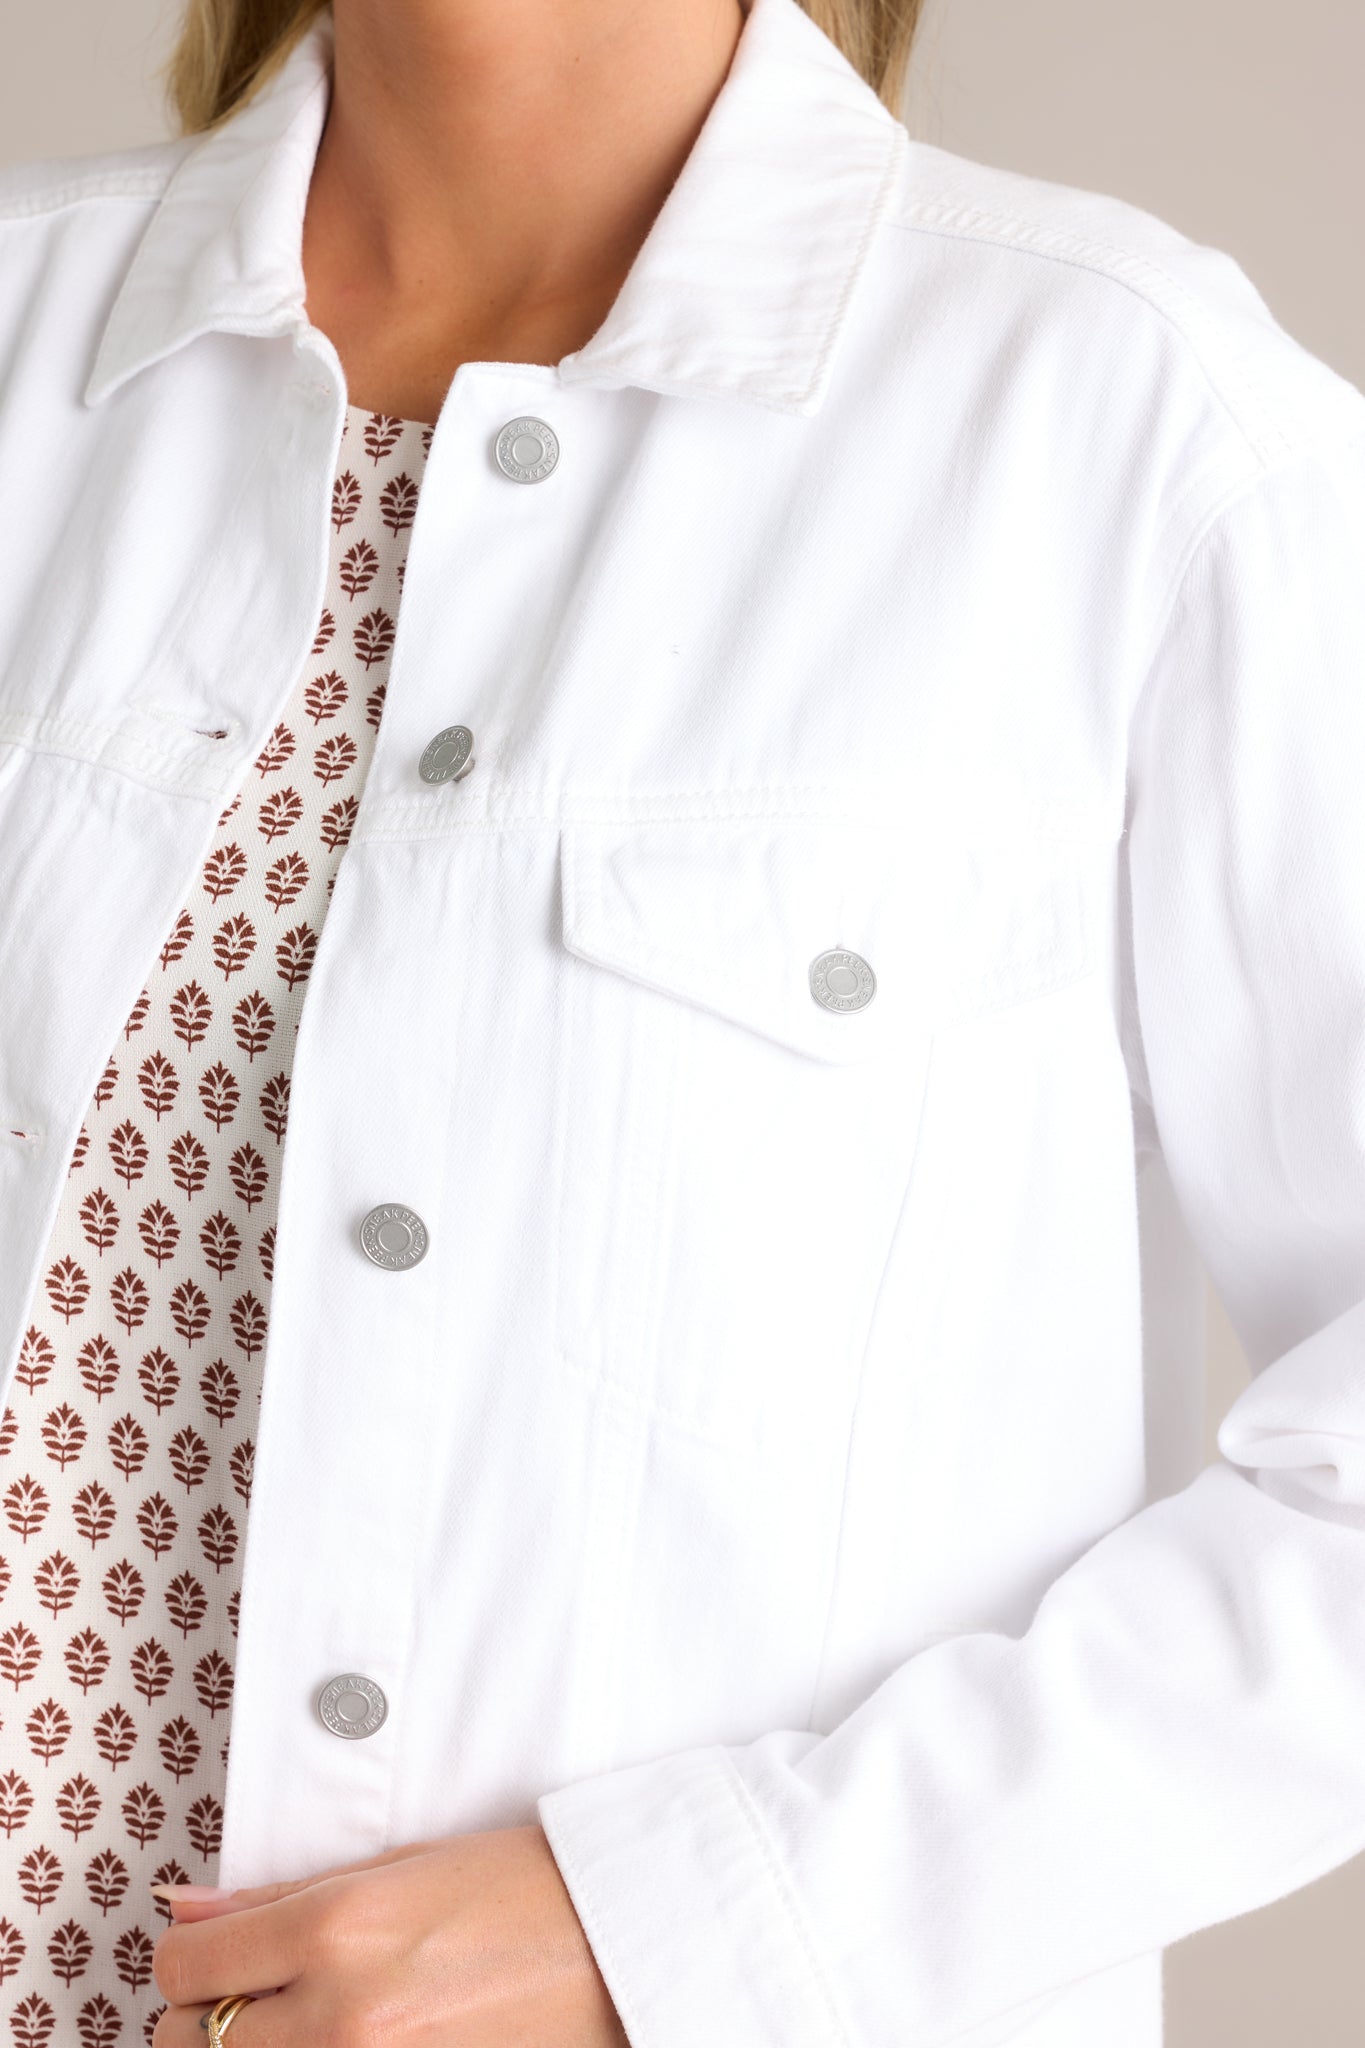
[0,405,434,2044]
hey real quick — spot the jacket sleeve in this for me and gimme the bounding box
[536,428,1365,2048]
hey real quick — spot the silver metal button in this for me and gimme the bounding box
[359,1203,429,1270]
[418,724,475,785]
[317,1673,388,1739]
[494,416,559,483]
[809,948,876,1013]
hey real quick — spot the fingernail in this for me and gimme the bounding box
[150,1883,232,1900]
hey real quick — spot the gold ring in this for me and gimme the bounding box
[206,1992,254,2044]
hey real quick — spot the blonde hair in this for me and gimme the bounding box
[161,0,922,136]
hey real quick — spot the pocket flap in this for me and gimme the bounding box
[560,817,1108,1063]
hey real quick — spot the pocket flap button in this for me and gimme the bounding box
[809,949,876,1013]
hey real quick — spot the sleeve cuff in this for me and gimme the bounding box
[537,1742,847,2048]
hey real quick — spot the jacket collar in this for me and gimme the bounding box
[85,0,907,418]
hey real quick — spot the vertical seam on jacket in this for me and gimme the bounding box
[716,1748,854,2048]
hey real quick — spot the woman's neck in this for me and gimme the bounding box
[301,0,746,417]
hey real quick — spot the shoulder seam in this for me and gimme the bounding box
[1132,423,1365,721]
[887,200,1294,472]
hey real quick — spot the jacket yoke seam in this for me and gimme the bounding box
[887,203,1299,471]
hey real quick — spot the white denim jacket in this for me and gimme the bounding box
[3,0,1365,2043]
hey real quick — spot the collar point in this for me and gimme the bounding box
[82,355,123,410]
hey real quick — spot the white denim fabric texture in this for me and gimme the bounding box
[1,0,1364,2042]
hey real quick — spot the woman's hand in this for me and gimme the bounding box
[149,1822,629,2045]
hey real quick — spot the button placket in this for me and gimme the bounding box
[322,393,562,1753]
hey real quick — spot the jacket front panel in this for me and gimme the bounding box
[0,331,1150,1790]
[4,3,1365,2045]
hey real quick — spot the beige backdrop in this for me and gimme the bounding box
[6,0,1364,2040]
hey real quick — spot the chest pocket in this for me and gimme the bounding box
[551,813,1107,1451]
